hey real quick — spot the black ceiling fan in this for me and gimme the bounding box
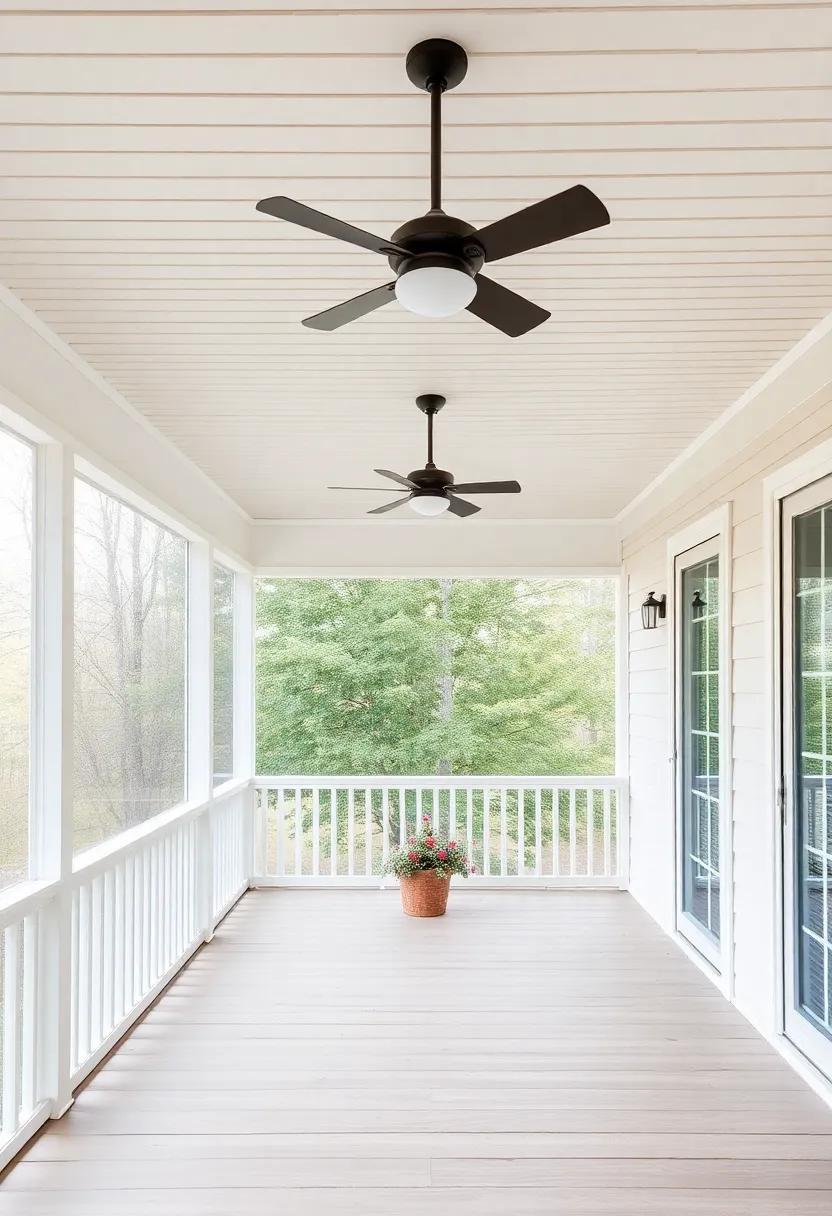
[256,38,609,337]
[329,394,520,518]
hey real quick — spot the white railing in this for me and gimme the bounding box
[0,779,252,1171]
[253,776,628,887]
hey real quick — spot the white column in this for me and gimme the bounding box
[189,540,214,938]
[33,443,75,1118]
[233,571,256,885]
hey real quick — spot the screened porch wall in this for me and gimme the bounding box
[620,368,832,1052]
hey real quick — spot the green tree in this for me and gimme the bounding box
[256,577,615,777]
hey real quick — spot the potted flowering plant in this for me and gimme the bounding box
[384,815,473,917]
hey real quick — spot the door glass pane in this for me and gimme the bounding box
[680,555,721,941]
[793,504,832,1038]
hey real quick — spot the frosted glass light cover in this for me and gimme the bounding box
[409,495,451,517]
[395,266,477,318]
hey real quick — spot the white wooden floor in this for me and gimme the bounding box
[4,889,832,1214]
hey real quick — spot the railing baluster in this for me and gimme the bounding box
[587,789,595,877]
[552,789,560,878]
[3,923,20,1136]
[124,856,135,1012]
[530,787,540,876]
[276,786,285,878]
[113,863,125,1023]
[517,788,525,877]
[603,788,612,877]
[483,786,491,877]
[398,787,406,845]
[70,891,80,1073]
[364,786,373,878]
[432,787,439,832]
[466,787,474,867]
[91,875,104,1050]
[312,787,320,878]
[569,788,577,877]
[330,789,338,878]
[499,788,508,877]
[294,786,302,877]
[449,788,457,842]
[21,913,38,1117]
[382,788,390,867]
[347,788,355,877]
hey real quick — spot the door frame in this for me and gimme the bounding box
[765,435,832,1084]
[666,505,734,991]
[776,473,832,1079]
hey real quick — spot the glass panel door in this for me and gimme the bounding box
[675,538,723,967]
[783,478,832,1077]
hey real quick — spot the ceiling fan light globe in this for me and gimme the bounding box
[395,265,477,318]
[409,494,450,517]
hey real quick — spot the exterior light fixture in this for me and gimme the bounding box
[641,591,666,630]
[691,590,706,616]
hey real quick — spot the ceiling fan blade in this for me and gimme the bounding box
[328,486,402,491]
[476,185,610,263]
[303,283,396,331]
[367,495,412,515]
[451,480,521,494]
[256,196,408,257]
[374,469,419,490]
[467,276,550,338]
[446,496,481,518]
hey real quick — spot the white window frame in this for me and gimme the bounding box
[667,505,734,988]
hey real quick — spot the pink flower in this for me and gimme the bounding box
[408,835,417,845]
[407,851,418,862]
[470,865,477,874]
[448,840,457,849]
[437,850,448,861]
[422,815,431,825]
[425,837,436,848]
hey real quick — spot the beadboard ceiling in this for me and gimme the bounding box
[1,0,831,520]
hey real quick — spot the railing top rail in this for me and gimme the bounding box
[253,774,624,790]
[0,878,61,932]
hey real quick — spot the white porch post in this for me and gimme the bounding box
[188,540,214,940]
[232,571,256,882]
[34,442,75,1118]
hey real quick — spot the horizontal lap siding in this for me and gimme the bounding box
[622,382,832,1034]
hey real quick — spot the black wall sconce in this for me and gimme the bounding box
[641,591,666,630]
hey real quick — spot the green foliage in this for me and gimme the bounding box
[384,814,471,880]
[256,577,615,776]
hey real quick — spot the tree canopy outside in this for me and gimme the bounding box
[256,577,616,777]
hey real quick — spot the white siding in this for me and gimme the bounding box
[622,381,832,1038]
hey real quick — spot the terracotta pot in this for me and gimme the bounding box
[399,870,451,917]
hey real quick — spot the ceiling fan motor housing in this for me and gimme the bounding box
[387,213,484,282]
[407,467,455,497]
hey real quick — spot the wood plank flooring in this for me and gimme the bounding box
[4,889,832,1214]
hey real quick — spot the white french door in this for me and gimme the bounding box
[782,476,832,1078]
[674,537,726,969]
